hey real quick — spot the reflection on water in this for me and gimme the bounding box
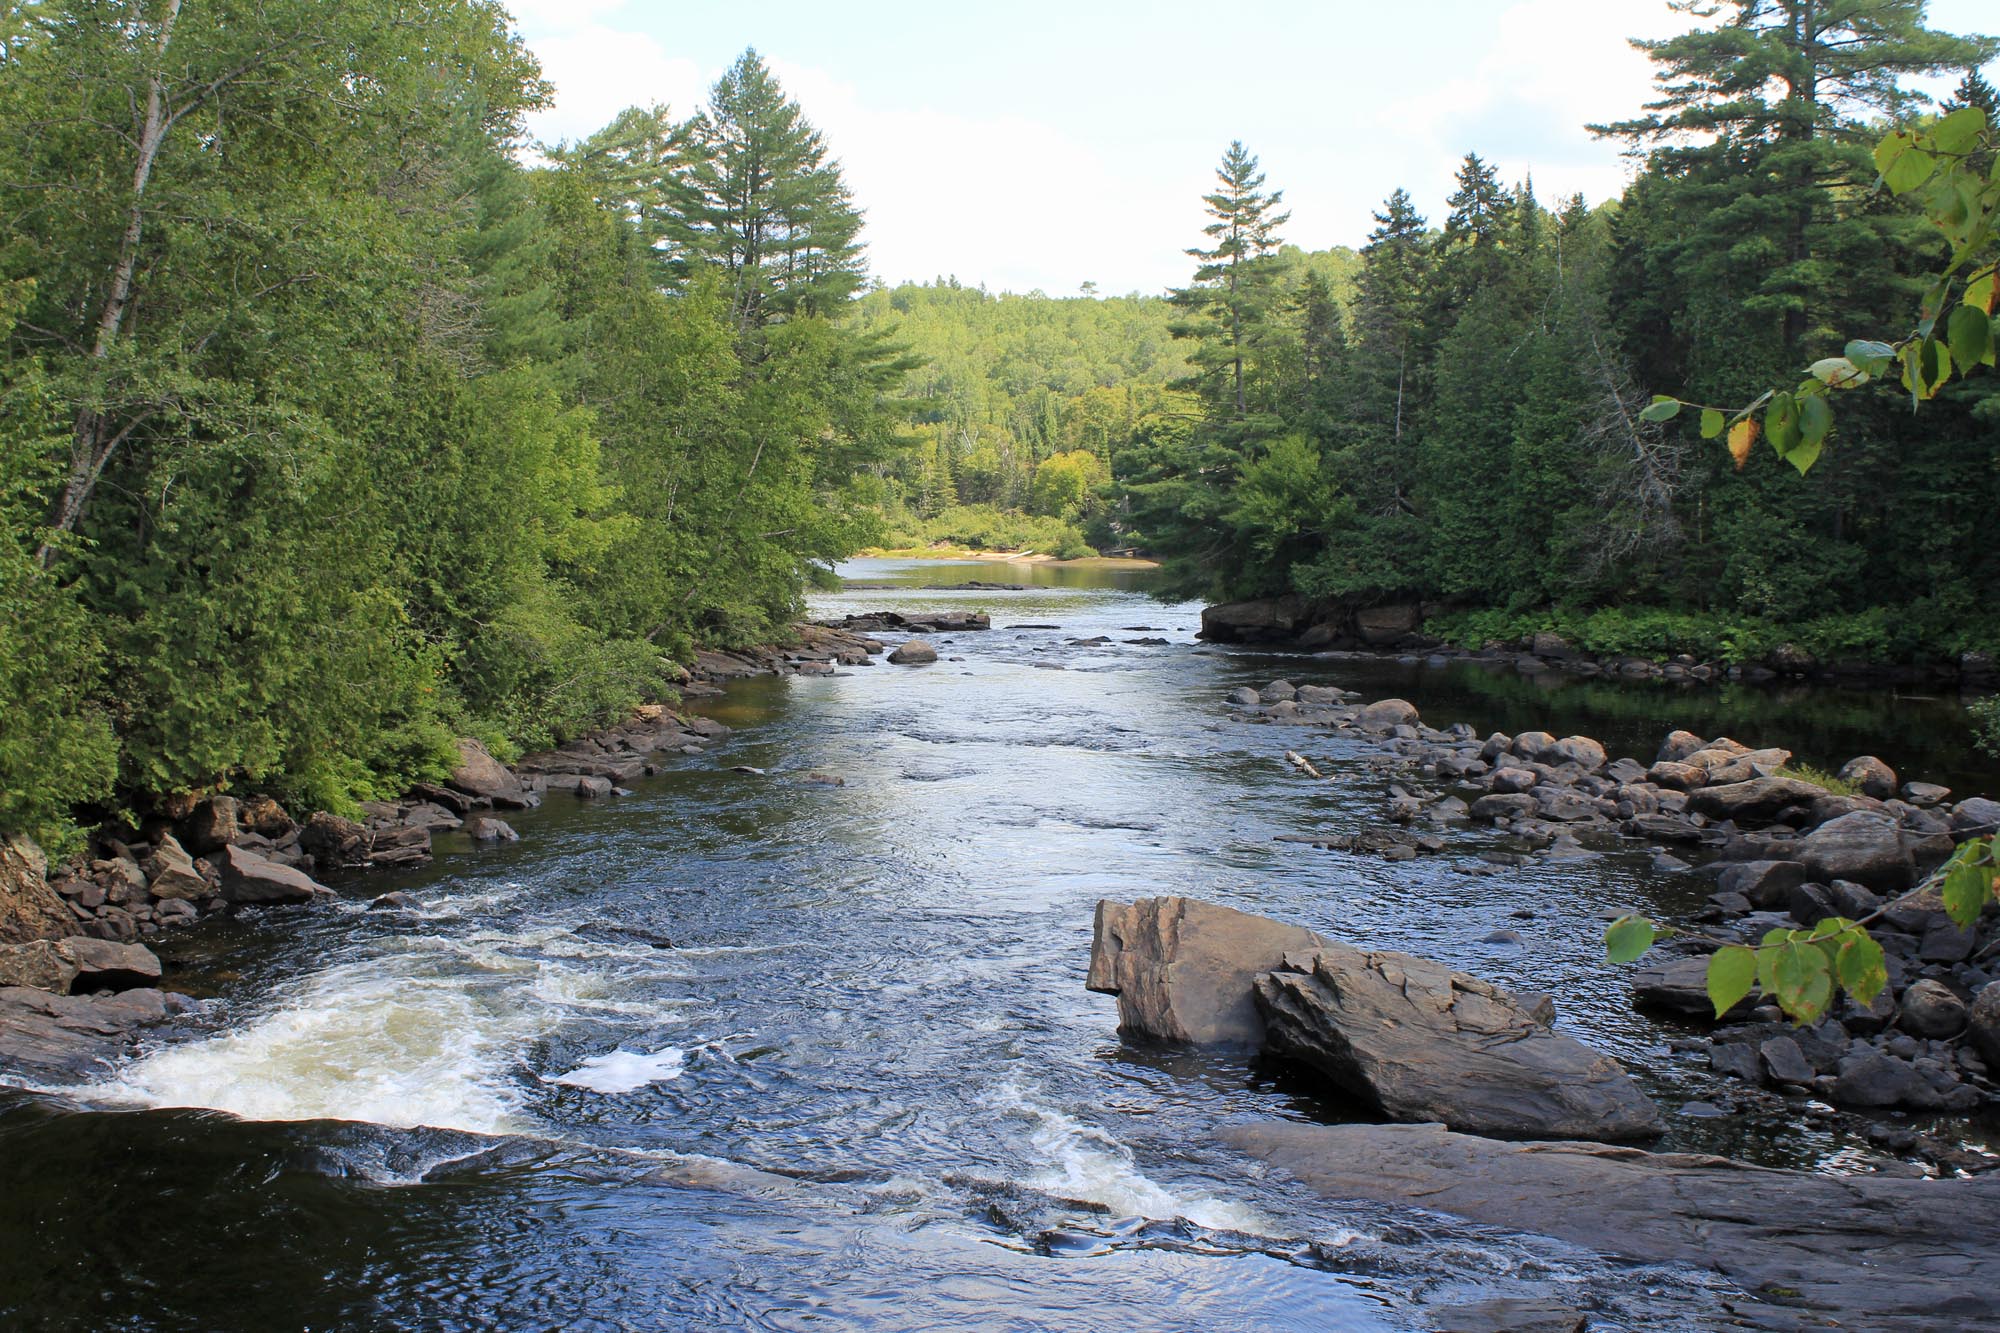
[10,558,1987,1330]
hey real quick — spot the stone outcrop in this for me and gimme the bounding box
[1254,949,1662,1140]
[1224,1120,2000,1332]
[0,985,183,1082]
[1086,897,1324,1048]
[0,837,73,945]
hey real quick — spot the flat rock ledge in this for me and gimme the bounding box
[1224,1120,2000,1332]
[1088,896,1660,1140]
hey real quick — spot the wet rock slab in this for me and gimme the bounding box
[1225,1120,2000,1332]
[0,985,184,1083]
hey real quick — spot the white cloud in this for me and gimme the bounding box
[511,4,706,149]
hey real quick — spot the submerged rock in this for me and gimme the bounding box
[1223,1120,2000,1332]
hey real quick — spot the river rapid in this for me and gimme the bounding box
[4,558,1996,1332]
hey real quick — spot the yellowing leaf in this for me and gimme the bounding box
[1727,417,1757,469]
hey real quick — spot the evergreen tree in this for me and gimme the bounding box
[1170,141,1291,421]
[672,49,867,331]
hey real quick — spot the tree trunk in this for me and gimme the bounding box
[36,0,183,567]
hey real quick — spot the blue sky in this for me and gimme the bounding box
[509,0,1999,296]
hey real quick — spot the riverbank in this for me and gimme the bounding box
[857,542,1160,569]
[0,620,893,1081]
[1200,594,2000,690]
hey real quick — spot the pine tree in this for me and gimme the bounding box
[671,49,867,331]
[1170,141,1291,421]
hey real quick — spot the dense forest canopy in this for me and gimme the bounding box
[0,7,895,844]
[1,0,1996,848]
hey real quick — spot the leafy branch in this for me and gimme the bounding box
[1638,105,1998,476]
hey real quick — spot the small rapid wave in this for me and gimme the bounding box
[549,1047,686,1094]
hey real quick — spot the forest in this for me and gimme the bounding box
[850,8,1999,677]
[0,7,897,845]
[4,0,1998,847]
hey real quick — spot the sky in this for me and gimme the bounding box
[506,0,1999,298]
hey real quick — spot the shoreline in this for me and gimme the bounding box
[855,544,1160,569]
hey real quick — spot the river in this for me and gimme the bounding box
[2,558,1994,1331]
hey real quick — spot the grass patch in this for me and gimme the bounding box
[1775,763,1860,797]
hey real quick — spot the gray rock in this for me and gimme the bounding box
[1950,797,2000,841]
[1715,859,1808,910]
[463,816,519,843]
[1228,686,1260,707]
[1255,948,1661,1140]
[1510,730,1556,760]
[218,845,328,905]
[573,775,613,799]
[64,937,161,993]
[1798,811,1917,891]
[1834,1052,1922,1106]
[1686,776,1827,822]
[1433,1298,1586,1333]
[298,812,370,870]
[1709,1041,1763,1084]
[1902,781,1952,808]
[1760,1034,1816,1085]
[1966,982,2000,1066]
[1837,755,1898,800]
[1356,698,1419,732]
[369,891,421,912]
[1469,793,1539,821]
[887,639,938,665]
[1257,679,1297,703]
[1488,766,1537,794]
[1542,735,1607,771]
[1224,1120,2000,1332]
[1634,954,1755,1017]
[1656,729,1706,763]
[1900,979,1968,1038]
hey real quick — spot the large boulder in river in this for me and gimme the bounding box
[1686,776,1826,822]
[217,845,329,905]
[1542,736,1607,771]
[446,737,531,809]
[1951,797,2000,841]
[1255,950,1661,1141]
[1798,811,1916,892]
[1656,729,1706,763]
[887,639,938,665]
[1086,897,1325,1048]
[1199,595,1318,644]
[0,837,73,945]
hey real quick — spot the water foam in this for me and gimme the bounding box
[998,1084,1268,1233]
[549,1047,687,1094]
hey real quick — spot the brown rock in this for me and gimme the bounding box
[64,937,162,993]
[1085,897,1325,1048]
[299,811,370,869]
[217,845,328,905]
[143,834,211,901]
[0,836,74,945]
[1685,776,1828,822]
[238,794,296,839]
[0,940,79,992]
[446,737,532,809]
[180,796,241,854]
[1837,755,1899,800]
[1356,698,1420,732]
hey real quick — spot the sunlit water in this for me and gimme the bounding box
[4,558,1993,1330]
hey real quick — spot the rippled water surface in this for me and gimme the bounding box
[6,558,1993,1331]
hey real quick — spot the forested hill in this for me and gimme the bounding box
[1124,9,2000,672]
[1,15,896,846]
[845,246,1358,557]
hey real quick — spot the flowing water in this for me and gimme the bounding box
[3,558,1996,1331]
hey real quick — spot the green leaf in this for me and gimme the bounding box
[1771,941,1833,1024]
[1706,945,1758,1018]
[1764,391,1800,454]
[1875,131,1936,194]
[1699,407,1726,439]
[1783,395,1832,473]
[1834,931,1888,1008]
[1941,852,1994,929]
[1947,305,1992,373]
[1605,914,1657,965]
[1844,340,1896,376]
[1809,357,1868,389]
[1933,106,1988,158]
[1638,397,1682,424]
[1967,272,1999,317]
